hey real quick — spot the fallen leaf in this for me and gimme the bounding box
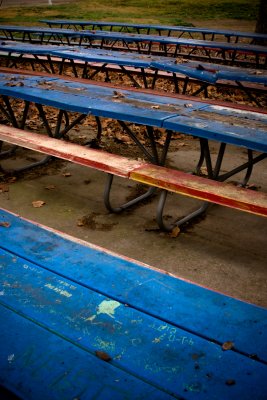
[222,341,234,351]
[113,91,125,98]
[184,103,193,108]
[7,177,17,183]
[225,379,236,386]
[0,221,10,228]
[77,219,85,227]
[95,350,112,362]
[32,200,46,208]
[5,81,24,87]
[62,172,72,177]
[170,226,180,238]
[45,185,56,190]
[151,105,160,109]
[0,184,9,193]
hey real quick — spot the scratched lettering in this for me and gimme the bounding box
[44,283,72,298]
[57,280,77,290]
[149,324,194,345]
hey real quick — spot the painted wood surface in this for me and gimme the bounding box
[0,209,267,365]
[0,306,172,400]
[130,164,267,216]
[0,25,266,56]
[39,19,267,42]
[1,244,267,400]
[0,125,148,178]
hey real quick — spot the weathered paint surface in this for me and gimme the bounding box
[130,165,267,217]
[0,125,148,178]
[0,208,267,400]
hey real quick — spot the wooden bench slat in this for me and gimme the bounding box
[130,165,267,217]
[0,125,147,178]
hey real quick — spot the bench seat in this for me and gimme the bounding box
[1,125,267,222]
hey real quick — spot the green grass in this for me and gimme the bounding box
[0,0,259,26]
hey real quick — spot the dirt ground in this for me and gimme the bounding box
[0,15,266,308]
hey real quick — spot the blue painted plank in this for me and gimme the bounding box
[0,209,266,365]
[0,306,172,400]
[38,19,267,41]
[1,246,267,400]
[0,41,169,68]
[0,25,266,55]
[0,72,205,126]
[151,61,267,85]
[164,105,267,153]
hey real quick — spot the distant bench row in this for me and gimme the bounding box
[0,70,266,229]
[0,41,266,107]
[0,25,266,67]
[40,19,267,45]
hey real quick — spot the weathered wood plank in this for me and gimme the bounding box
[130,165,267,217]
[1,209,267,364]
[0,306,173,400]
[0,125,147,178]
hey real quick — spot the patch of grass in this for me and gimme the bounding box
[0,0,259,26]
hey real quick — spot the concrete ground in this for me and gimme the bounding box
[1,136,267,308]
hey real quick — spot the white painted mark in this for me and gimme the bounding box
[8,354,15,364]
[86,299,121,322]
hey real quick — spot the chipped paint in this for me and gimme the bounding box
[8,354,15,364]
[86,299,121,322]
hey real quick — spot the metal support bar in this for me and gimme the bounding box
[104,173,156,213]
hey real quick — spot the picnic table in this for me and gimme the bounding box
[0,25,266,67]
[0,40,170,89]
[0,70,266,228]
[40,19,267,45]
[1,41,266,105]
[0,207,267,399]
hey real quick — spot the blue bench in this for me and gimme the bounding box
[0,207,267,399]
[40,19,267,45]
[0,25,266,67]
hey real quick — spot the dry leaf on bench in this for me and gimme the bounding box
[95,350,112,362]
[32,200,46,208]
[0,221,11,228]
[222,341,234,351]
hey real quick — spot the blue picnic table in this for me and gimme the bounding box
[0,207,267,399]
[0,70,266,227]
[0,40,168,88]
[1,41,266,107]
[0,25,266,67]
[40,19,267,45]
